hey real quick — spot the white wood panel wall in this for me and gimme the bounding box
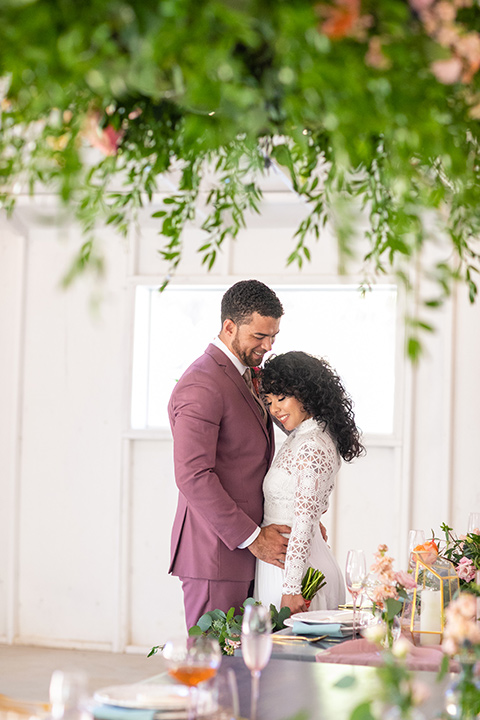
[0,194,479,652]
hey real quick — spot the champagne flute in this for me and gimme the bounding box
[408,529,425,570]
[345,549,367,640]
[163,636,222,720]
[241,604,272,720]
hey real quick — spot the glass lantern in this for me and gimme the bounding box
[402,555,459,646]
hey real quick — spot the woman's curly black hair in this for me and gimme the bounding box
[261,351,365,462]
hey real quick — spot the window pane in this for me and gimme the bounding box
[131,284,397,434]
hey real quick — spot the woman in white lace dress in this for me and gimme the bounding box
[254,351,365,615]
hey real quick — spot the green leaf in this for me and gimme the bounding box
[385,598,403,621]
[349,701,375,720]
[334,675,356,689]
[196,613,214,631]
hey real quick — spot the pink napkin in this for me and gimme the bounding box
[315,636,445,671]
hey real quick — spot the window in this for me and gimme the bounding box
[131,284,398,434]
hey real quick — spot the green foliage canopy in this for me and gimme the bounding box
[1,0,480,355]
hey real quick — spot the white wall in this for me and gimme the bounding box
[1,191,479,652]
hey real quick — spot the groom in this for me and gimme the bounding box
[168,279,290,629]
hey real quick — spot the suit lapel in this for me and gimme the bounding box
[205,344,272,443]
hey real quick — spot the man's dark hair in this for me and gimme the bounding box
[221,280,284,326]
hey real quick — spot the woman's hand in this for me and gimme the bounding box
[280,593,307,614]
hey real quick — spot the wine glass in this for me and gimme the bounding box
[408,529,425,570]
[49,670,90,720]
[163,636,222,720]
[209,668,239,720]
[345,549,367,640]
[241,604,272,720]
[468,513,480,534]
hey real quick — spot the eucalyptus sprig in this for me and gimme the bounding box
[148,597,291,657]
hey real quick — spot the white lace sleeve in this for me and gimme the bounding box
[282,438,337,596]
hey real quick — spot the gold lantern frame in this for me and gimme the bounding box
[402,554,459,646]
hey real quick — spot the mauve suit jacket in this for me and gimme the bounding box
[168,343,275,582]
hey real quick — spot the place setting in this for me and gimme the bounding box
[91,637,237,720]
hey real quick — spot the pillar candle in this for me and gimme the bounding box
[420,588,442,646]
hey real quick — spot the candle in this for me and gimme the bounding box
[420,589,442,645]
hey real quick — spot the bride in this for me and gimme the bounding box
[254,351,365,615]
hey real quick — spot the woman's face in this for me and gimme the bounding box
[264,394,311,432]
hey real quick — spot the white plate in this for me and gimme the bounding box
[283,610,355,628]
[94,683,213,715]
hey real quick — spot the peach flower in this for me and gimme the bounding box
[413,539,439,565]
[431,57,463,84]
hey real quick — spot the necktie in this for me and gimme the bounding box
[243,369,268,423]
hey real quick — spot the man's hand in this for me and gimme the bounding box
[281,593,307,614]
[248,524,290,567]
[320,520,328,543]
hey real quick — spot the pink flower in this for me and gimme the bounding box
[395,570,417,590]
[83,110,124,156]
[443,593,480,655]
[409,0,435,10]
[365,37,391,70]
[456,557,476,582]
[431,57,463,84]
[434,1,456,22]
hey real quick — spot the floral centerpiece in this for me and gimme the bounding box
[337,637,431,720]
[440,593,480,720]
[434,523,480,590]
[367,544,417,648]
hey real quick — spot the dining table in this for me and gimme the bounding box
[0,636,454,720]
[202,656,449,720]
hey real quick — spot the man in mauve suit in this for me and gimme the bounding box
[168,280,290,629]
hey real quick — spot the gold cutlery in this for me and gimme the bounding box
[272,634,327,643]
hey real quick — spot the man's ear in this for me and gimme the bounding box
[222,318,237,339]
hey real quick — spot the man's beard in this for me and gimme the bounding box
[231,336,259,367]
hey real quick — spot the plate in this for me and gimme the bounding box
[93,683,214,716]
[283,610,355,628]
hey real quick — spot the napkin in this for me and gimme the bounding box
[292,621,345,638]
[315,636,446,671]
[92,706,156,720]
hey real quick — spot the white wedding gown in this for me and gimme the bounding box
[254,417,346,611]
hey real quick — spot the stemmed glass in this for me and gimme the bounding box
[345,549,367,640]
[408,529,425,570]
[468,513,480,534]
[49,670,90,720]
[163,636,222,720]
[241,604,272,720]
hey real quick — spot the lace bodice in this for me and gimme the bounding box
[262,418,341,597]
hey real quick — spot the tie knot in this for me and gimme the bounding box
[243,368,253,388]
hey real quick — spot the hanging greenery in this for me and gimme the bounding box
[1,0,480,357]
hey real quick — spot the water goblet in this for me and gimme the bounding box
[408,529,426,570]
[241,604,272,720]
[345,549,367,639]
[163,636,222,720]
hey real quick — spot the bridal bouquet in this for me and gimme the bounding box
[301,567,326,608]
